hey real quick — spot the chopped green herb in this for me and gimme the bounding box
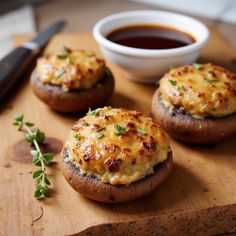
[86,51,94,57]
[63,45,71,53]
[155,80,160,86]
[137,128,147,135]
[68,56,75,65]
[114,124,129,136]
[44,52,50,59]
[96,133,104,139]
[74,133,81,141]
[82,122,89,126]
[105,67,112,78]
[56,69,66,78]
[86,107,101,116]
[192,62,203,70]
[178,85,187,91]
[96,127,105,132]
[168,80,177,86]
[204,77,220,83]
[57,46,72,59]
[202,187,209,192]
[169,65,175,70]
[57,52,68,59]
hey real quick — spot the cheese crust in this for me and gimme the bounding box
[159,63,236,118]
[36,48,106,91]
[65,107,170,185]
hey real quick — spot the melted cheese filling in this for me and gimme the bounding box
[159,64,236,118]
[36,49,105,91]
[65,107,170,185]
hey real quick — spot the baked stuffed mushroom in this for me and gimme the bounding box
[152,63,236,143]
[61,107,172,203]
[30,46,114,112]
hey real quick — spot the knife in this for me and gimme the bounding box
[0,20,66,101]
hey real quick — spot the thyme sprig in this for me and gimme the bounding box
[13,114,53,199]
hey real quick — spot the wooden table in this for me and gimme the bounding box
[1,28,236,235]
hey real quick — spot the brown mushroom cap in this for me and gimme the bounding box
[30,70,114,113]
[61,149,173,203]
[152,89,236,144]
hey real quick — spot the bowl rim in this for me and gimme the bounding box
[93,10,209,58]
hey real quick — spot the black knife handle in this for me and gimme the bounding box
[0,47,33,100]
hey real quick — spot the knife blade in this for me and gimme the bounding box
[0,20,66,101]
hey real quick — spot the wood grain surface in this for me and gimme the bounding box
[1,28,236,236]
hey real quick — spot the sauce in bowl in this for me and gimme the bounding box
[106,24,196,50]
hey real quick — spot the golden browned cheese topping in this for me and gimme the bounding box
[36,47,106,91]
[159,63,236,118]
[65,107,170,185]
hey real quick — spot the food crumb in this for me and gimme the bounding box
[202,187,209,192]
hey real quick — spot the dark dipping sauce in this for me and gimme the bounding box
[106,24,196,50]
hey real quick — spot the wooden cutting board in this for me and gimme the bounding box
[1,27,236,236]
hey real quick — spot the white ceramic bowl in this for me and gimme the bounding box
[93,10,209,83]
